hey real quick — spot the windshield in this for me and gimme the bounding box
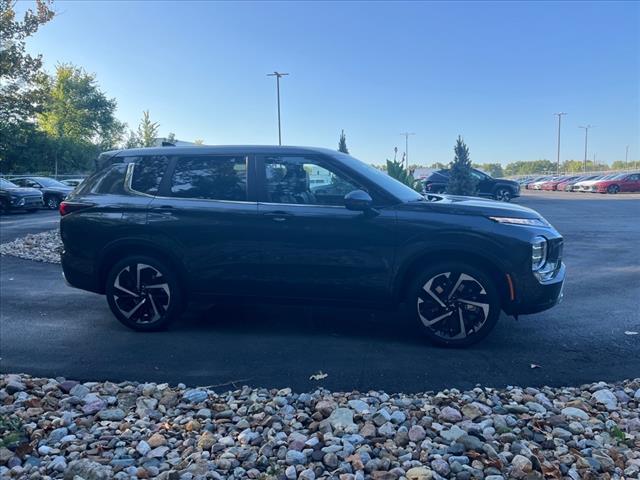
[32,177,68,187]
[331,152,423,202]
[0,178,18,188]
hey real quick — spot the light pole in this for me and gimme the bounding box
[625,145,629,170]
[578,125,593,172]
[400,132,415,169]
[554,112,567,174]
[267,71,289,145]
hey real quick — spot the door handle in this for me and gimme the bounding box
[263,211,292,222]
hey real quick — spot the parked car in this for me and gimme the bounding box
[557,175,598,192]
[60,146,565,347]
[10,176,74,209]
[572,174,617,192]
[540,175,580,191]
[0,178,44,213]
[523,176,551,189]
[422,168,520,202]
[530,176,560,190]
[591,172,640,194]
[60,178,86,187]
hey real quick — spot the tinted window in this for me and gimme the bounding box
[131,156,169,195]
[13,178,40,188]
[170,155,247,201]
[32,177,68,188]
[77,164,128,195]
[264,156,359,206]
[0,179,18,189]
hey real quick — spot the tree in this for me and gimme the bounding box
[0,0,55,172]
[338,129,349,154]
[124,129,142,149]
[36,64,124,172]
[447,136,476,195]
[503,159,556,176]
[386,159,419,190]
[194,139,204,145]
[137,110,159,147]
[166,132,176,144]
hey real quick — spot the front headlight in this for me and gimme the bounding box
[531,236,547,271]
[489,216,547,226]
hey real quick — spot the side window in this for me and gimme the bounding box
[80,164,129,194]
[264,156,359,206]
[130,156,169,195]
[170,155,247,201]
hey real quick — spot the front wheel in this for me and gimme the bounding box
[494,188,512,202]
[607,185,620,194]
[408,263,501,347]
[105,256,183,331]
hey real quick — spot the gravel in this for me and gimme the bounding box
[0,229,62,264]
[1,374,639,479]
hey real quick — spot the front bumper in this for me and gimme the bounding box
[504,262,566,315]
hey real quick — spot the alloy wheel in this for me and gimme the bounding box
[112,263,171,324]
[607,185,619,194]
[46,197,60,209]
[495,189,511,202]
[416,271,490,341]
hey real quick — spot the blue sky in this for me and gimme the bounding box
[23,1,639,166]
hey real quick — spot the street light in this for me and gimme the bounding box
[625,145,630,170]
[553,112,567,174]
[578,125,594,172]
[400,132,415,169]
[267,71,289,145]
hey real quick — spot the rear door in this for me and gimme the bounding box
[146,153,261,295]
[254,154,397,302]
[622,173,640,192]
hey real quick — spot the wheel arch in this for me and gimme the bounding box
[393,248,512,308]
[97,239,188,297]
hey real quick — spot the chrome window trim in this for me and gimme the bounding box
[258,201,345,209]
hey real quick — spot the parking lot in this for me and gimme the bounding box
[0,191,638,393]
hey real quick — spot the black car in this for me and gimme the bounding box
[10,176,74,209]
[60,146,564,347]
[422,168,520,202]
[0,178,44,213]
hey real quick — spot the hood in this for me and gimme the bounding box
[1,186,42,196]
[400,194,541,219]
[576,179,600,187]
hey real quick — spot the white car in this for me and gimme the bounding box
[531,177,557,190]
[573,174,613,192]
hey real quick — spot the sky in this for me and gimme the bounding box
[21,0,640,166]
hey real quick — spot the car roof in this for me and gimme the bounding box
[104,145,346,158]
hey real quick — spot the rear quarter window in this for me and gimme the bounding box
[76,164,129,195]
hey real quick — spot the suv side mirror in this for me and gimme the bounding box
[344,189,373,211]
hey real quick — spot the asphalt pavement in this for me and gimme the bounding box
[1,193,639,393]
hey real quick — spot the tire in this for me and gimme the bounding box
[105,255,183,331]
[494,188,512,202]
[607,185,620,194]
[45,195,61,209]
[407,262,501,347]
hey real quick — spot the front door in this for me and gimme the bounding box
[254,154,397,302]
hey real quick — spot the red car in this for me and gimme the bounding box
[592,172,640,194]
[541,175,580,191]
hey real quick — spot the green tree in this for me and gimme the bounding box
[504,159,556,176]
[37,64,124,172]
[137,110,159,147]
[338,129,349,154]
[0,0,55,172]
[428,162,447,170]
[447,136,476,195]
[611,160,630,170]
[124,129,142,149]
[386,159,419,190]
[194,139,204,145]
[166,132,176,144]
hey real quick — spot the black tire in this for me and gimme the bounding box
[494,188,512,202]
[105,255,183,331]
[45,195,61,209]
[607,184,620,194]
[407,262,501,347]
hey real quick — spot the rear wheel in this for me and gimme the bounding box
[105,256,183,331]
[607,184,620,194]
[45,196,61,209]
[494,188,512,202]
[408,263,501,347]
